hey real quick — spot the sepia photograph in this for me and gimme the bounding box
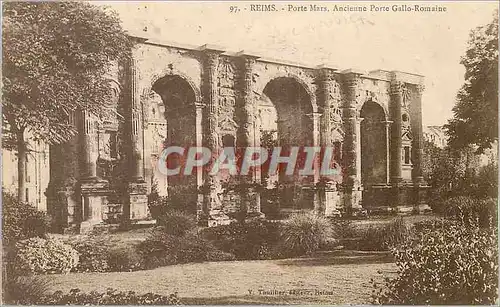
[1,1,499,305]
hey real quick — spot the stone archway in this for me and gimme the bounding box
[258,77,315,213]
[360,100,388,186]
[152,74,199,210]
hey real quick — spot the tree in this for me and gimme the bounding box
[2,2,133,201]
[445,11,498,153]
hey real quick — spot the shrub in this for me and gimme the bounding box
[107,247,144,272]
[157,210,197,237]
[67,236,111,273]
[3,275,52,305]
[136,231,179,268]
[14,237,79,274]
[2,191,49,245]
[201,219,281,260]
[357,217,412,251]
[442,196,497,229]
[279,213,332,256]
[137,228,221,268]
[39,288,181,305]
[372,223,498,304]
[206,249,236,262]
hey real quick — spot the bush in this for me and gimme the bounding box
[279,213,333,256]
[201,219,281,260]
[442,196,497,229]
[356,217,412,251]
[206,249,236,262]
[38,288,181,305]
[67,236,111,273]
[14,237,79,274]
[3,275,53,305]
[2,191,49,245]
[137,228,221,268]
[107,247,144,272]
[372,223,498,304]
[157,210,197,237]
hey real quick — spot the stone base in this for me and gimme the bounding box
[124,181,150,223]
[245,211,266,220]
[395,205,414,215]
[367,206,396,216]
[414,204,432,214]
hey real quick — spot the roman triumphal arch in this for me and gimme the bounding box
[47,37,429,233]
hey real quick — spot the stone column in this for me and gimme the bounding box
[389,80,404,209]
[316,68,342,217]
[306,112,322,184]
[411,84,430,212]
[390,81,404,184]
[383,120,393,185]
[129,55,145,182]
[412,84,425,184]
[123,50,148,225]
[194,101,205,219]
[47,112,81,233]
[342,72,363,213]
[238,53,263,218]
[201,46,230,226]
[81,111,98,179]
[306,111,323,214]
[317,68,336,148]
[79,110,109,233]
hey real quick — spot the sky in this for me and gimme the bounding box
[101,1,498,126]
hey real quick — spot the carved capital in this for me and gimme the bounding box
[344,74,361,90]
[203,51,221,70]
[390,81,404,95]
[318,68,336,83]
[415,84,425,96]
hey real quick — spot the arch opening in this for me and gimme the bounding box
[152,75,198,198]
[258,77,315,213]
[360,100,388,186]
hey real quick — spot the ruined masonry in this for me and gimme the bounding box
[46,37,430,233]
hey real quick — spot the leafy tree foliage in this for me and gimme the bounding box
[2,2,133,200]
[423,139,497,208]
[445,11,498,152]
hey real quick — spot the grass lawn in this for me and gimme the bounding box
[46,250,396,305]
[44,214,437,304]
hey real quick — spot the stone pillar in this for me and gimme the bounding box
[78,108,110,233]
[412,84,425,184]
[390,81,404,184]
[46,112,80,233]
[194,101,205,219]
[317,68,335,147]
[238,53,263,218]
[342,72,363,213]
[307,112,322,184]
[123,50,148,225]
[411,84,430,212]
[306,111,323,214]
[201,46,230,226]
[389,80,405,209]
[81,111,98,179]
[129,56,145,182]
[316,68,342,217]
[383,120,393,185]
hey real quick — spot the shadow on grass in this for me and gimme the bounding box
[182,295,333,305]
[276,250,394,267]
